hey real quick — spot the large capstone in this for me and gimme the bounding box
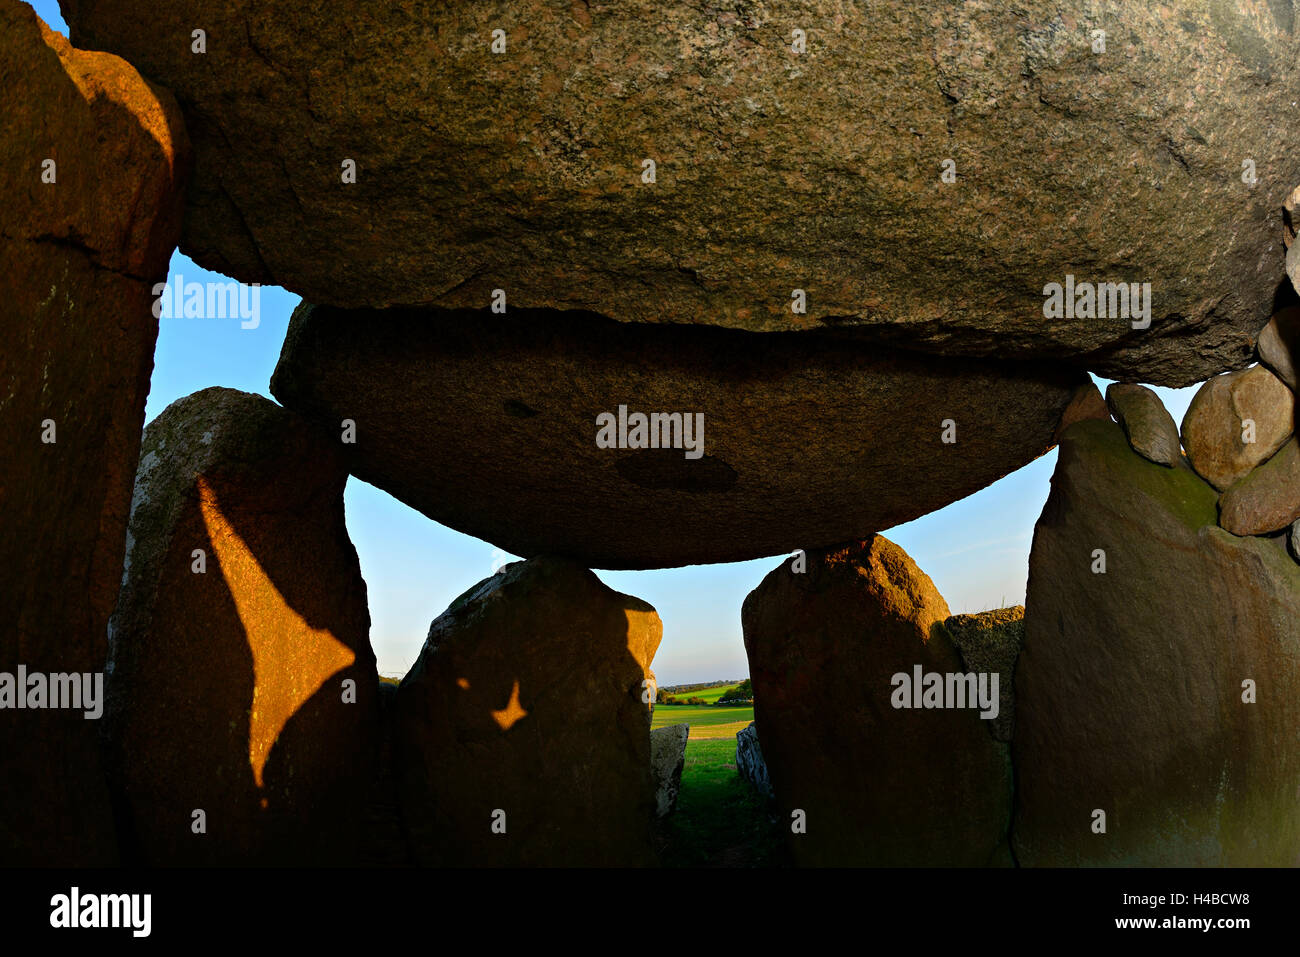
[60,0,1300,384]
[271,303,1084,569]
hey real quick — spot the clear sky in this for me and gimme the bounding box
[32,0,1199,683]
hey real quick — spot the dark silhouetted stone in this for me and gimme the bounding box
[743,537,1012,866]
[394,557,661,866]
[0,0,187,866]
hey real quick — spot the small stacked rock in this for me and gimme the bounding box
[1177,325,1299,548]
[1105,360,1300,560]
[1105,383,1182,468]
[1182,364,1294,491]
[1257,305,1300,390]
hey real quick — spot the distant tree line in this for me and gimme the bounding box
[660,680,746,694]
[716,679,753,704]
[654,678,753,706]
[657,693,711,705]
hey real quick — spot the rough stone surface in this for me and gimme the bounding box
[1219,436,1300,535]
[742,537,1012,866]
[0,0,187,867]
[1257,306,1300,390]
[735,722,773,801]
[107,388,381,865]
[272,304,1085,569]
[1181,365,1294,491]
[650,723,689,818]
[1289,233,1300,303]
[1015,419,1300,866]
[1285,183,1300,250]
[1290,519,1300,564]
[62,0,1300,385]
[1053,381,1111,443]
[941,606,1025,744]
[1105,383,1182,468]
[394,557,662,866]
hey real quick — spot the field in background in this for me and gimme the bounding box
[652,683,753,740]
[652,704,753,739]
[651,683,779,866]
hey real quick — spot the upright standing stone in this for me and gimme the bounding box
[735,722,774,801]
[395,557,662,866]
[742,537,1012,866]
[941,607,1024,744]
[1015,419,1300,866]
[107,388,381,865]
[0,0,187,866]
[650,723,689,818]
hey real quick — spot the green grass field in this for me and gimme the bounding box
[652,683,753,740]
[652,704,754,739]
[655,738,785,867]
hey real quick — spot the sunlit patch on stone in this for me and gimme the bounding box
[197,476,356,789]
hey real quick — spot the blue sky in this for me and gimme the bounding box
[32,1,1198,682]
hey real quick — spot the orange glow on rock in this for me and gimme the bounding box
[197,476,356,789]
[491,680,528,731]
